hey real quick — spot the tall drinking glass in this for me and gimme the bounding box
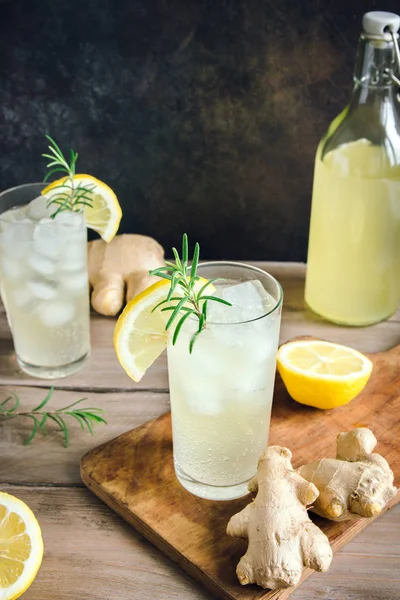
[167,262,283,500]
[0,183,91,378]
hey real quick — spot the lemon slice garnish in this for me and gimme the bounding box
[114,278,214,382]
[42,174,122,242]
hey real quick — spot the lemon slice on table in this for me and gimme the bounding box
[42,174,122,242]
[277,340,373,410]
[114,277,213,383]
[0,492,44,600]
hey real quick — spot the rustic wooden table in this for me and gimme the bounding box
[1,262,399,600]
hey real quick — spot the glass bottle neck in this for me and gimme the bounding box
[350,35,399,109]
[353,35,397,88]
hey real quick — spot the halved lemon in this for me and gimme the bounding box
[114,277,213,382]
[0,492,44,600]
[42,174,122,242]
[277,339,373,409]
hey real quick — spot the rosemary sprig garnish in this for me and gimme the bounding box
[42,135,96,218]
[149,234,231,352]
[0,387,107,447]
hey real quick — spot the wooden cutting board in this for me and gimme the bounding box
[81,342,400,600]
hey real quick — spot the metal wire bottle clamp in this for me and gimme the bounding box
[390,30,400,86]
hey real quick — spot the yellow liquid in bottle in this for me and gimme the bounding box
[305,139,400,325]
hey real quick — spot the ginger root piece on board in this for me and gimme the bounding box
[298,428,397,522]
[226,446,332,590]
[88,234,165,316]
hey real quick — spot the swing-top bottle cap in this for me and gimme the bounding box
[362,11,400,40]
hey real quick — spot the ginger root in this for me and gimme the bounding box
[88,234,165,316]
[226,446,332,590]
[298,428,397,522]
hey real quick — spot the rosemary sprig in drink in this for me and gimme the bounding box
[42,135,96,218]
[0,387,107,447]
[149,234,231,352]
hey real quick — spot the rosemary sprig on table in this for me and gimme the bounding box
[0,387,107,447]
[42,135,96,218]
[149,233,231,352]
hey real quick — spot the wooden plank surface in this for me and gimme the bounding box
[1,261,400,600]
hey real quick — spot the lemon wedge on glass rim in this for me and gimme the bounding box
[42,174,122,242]
[277,339,373,409]
[114,277,213,382]
[0,492,44,600]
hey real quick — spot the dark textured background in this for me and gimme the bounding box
[0,0,398,259]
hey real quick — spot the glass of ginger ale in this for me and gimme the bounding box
[0,183,91,378]
[167,262,283,500]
